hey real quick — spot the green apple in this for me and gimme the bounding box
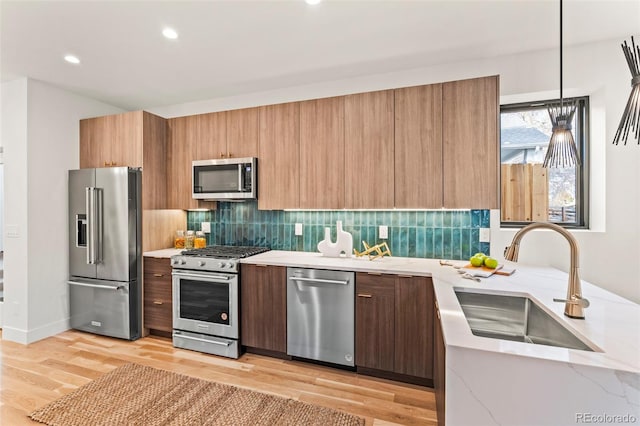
[470,256,484,267]
[484,257,499,269]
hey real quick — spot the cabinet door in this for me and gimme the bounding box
[394,276,434,379]
[166,116,198,209]
[196,111,227,160]
[227,107,259,158]
[443,76,499,209]
[142,112,168,210]
[344,90,394,209]
[434,296,446,426]
[240,264,287,352]
[355,273,395,371]
[299,97,345,209]
[111,111,143,168]
[79,115,115,168]
[258,102,300,210]
[143,258,172,333]
[395,84,443,208]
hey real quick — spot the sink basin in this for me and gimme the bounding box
[454,288,597,352]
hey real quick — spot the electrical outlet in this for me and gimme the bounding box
[479,228,491,243]
[295,223,303,236]
[201,222,211,233]
[379,225,388,239]
[6,225,19,238]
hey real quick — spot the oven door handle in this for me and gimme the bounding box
[172,271,232,281]
[172,333,231,346]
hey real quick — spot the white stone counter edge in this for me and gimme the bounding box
[242,250,640,373]
[143,248,182,258]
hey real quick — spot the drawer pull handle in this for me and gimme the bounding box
[255,264,268,268]
[367,272,382,276]
[153,300,163,305]
[398,274,413,278]
[357,293,372,298]
[437,309,441,320]
[153,273,164,277]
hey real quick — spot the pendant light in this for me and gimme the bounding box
[543,0,580,169]
[613,36,640,145]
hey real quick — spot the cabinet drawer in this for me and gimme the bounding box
[144,257,172,276]
[144,300,172,332]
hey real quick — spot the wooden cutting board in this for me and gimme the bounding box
[461,263,516,277]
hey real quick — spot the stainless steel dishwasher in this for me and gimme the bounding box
[287,268,355,367]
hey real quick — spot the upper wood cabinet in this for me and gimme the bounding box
[166,116,198,210]
[344,90,394,209]
[258,102,300,210]
[226,107,259,159]
[195,111,227,160]
[80,110,167,210]
[394,84,443,209]
[299,97,345,209]
[442,76,499,209]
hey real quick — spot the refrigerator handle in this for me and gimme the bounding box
[86,187,103,265]
[85,187,93,264]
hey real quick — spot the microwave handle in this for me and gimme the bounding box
[238,163,244,191]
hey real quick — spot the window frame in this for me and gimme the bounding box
[500,96,589,229]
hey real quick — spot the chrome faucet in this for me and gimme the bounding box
[504,222,589,319]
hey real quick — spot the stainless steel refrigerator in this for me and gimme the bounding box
[68,167,142,340]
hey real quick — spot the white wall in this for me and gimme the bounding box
[150,36,640,303]
[1,78,124,344]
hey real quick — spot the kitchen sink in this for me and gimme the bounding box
[454,288,598,352]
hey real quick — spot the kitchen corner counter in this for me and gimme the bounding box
[242,250,640,425]
[143,248,182,258]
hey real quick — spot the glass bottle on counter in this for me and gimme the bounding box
[174,230,185,249]
[185,230,195,249]
[195,231,207,249]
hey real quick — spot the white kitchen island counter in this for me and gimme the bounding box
[242,250,640,425]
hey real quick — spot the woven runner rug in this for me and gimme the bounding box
[29,363,364,426]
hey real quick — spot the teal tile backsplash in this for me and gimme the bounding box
[187,201,490,260]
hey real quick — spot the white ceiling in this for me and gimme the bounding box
[2,0,639,111]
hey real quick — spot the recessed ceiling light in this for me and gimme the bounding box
[64,55,80,64]
[305,0,322,4]
[162,27,178,40]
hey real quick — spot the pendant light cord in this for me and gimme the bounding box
[560,0,563,110]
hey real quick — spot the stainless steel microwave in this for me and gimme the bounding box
[192,157,257,200]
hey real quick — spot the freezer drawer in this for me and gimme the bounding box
[287,268,355,366]
[68,277,140,340]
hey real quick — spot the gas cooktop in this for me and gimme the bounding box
[171,245,270,273]
[181,245,270,259]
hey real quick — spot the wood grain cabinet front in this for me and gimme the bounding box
[355,272,434,383]
[80,110,167,210]
[240,264,287,353]
[143,257,173,335]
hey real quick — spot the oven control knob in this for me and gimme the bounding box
[198,261,206,267]
[180,259,187,265]
[218,262,225,268]
[171,259,179,265]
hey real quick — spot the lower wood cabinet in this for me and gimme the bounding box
[240,264,287,353]
[355,272,434,382]
[143,257,173,334]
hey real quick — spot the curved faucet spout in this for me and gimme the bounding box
[504,222,588,319]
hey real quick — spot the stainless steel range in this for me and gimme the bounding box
[171,245,270,358]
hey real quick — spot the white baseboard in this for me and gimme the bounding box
[1,317,70,344]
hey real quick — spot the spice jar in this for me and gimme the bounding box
[174,230,185,249]
[185,230,195,249]
[195,231,207,249]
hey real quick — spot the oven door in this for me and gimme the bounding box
[172,270,238,339]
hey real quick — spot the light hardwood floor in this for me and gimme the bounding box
[0,330,437,425]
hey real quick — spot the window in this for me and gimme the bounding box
[500,97,588,228]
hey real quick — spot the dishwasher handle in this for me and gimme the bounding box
[289,276,350,286]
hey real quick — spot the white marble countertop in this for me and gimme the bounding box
[242,250,640,374]
[143,248,182,258]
